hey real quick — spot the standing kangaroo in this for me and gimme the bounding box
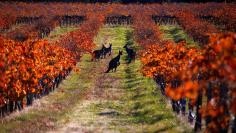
[91,45,105,61]
[123,44,136,63]
[103,43,112,57]
[105,50,122,73]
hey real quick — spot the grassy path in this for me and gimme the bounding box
[48,26,191,132]
[159,25,199,48]
[45,26,79,42]
[0,26,191,133]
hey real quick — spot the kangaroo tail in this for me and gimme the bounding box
[105,68,110,73]
[91,52,95,61]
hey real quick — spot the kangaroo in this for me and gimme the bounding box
[103,43,112,57]
[91,45,105,61]
[123,44,136,63]
[105,50,122,73]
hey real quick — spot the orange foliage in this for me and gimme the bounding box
[140,32,235,132]
[0,37,76,105]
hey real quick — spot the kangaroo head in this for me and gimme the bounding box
[123,44,127,48]
[119,50,123,55]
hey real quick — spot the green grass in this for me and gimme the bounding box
[94,25,130,51]
[91,26,192,132]
[121,59,190,132]
[159,25,200,48]
[46,26,79,41]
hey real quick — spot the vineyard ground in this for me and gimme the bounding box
[0,26,191,133]
[159,24,198,48]
[46,26,79,42]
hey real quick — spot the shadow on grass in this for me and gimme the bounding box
[169,26,185,43]
[160,25,198,48]
[123,59,177,132]
[98,111,120,116]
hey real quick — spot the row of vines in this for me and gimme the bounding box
[130,7,235,133]
[0,10,106,117]
[0,2,235,132]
